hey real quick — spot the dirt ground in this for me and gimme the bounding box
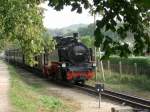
[0,61,11,112]
[16,68,131,112]
[47,86,124,112]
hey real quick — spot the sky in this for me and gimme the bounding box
[40,2,95,29]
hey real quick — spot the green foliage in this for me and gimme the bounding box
[48,0,150,59]
[40,96,63,110]
[93,0,149,58]
[48,0,90,13]
[0,0,44,65]
[43,32,56,52]
[0,39,8,51]
[79,36,94,48]
[78,24,94,37]
[136,0,150,8]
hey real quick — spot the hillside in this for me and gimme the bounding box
[48,24,88,36]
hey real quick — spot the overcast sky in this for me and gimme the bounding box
[40,2,94,29]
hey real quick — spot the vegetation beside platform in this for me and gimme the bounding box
[9,65,78,112]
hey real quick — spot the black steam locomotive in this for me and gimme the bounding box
[5,33,95,84]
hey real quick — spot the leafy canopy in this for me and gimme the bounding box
[0,0,45,65]
[48,0,150,59]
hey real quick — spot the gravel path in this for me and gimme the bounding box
[46,85,125,112]
[0,61,11,112]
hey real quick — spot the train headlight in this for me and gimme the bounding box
[62,63,66,67]
[93,63,96,67]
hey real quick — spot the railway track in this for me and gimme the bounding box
[72,84,150,111]
[8,63,150,111]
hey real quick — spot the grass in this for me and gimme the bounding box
[8,65,76,112]
[87,70,150,99]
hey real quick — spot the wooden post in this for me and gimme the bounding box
[119,61,122,75]
[99,92,101,108]
[97,60,100,72]
[93,13,97,83]
[134,63,137,75]
[98,48,105,81]
[95,48,97,82]
[100,60,105,81]
[108,60,111,75]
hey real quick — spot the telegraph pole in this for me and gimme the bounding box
[93,12,97,82]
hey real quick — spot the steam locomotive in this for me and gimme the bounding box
[5,33,95,84]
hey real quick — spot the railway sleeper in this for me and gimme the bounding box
[111,107,149,112]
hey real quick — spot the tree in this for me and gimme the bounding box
[80,36,94,48]
[0,0,44,65]
[48,0,150,59]
[43,32,56,52]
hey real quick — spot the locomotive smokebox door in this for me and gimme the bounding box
[95,83,104,93]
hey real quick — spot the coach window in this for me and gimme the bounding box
[49,50,59,61]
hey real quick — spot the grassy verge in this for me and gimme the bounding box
[9,65,77,112]
[87,71,150,100]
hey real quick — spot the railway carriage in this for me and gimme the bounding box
[5,33,95,84]
[5,49,23,64]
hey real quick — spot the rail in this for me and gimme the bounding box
[73,84,150,111]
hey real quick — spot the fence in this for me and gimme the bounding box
[97,60,150,76]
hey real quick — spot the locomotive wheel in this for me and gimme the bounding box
[69,80,75,84]
[42,67,49,78]
[56,69,62,80]
[61,70,67,81]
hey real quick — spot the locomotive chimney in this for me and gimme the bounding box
[73,33,79,38]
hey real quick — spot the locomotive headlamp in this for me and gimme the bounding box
[93,63,96,67]
[62,63,66,67]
